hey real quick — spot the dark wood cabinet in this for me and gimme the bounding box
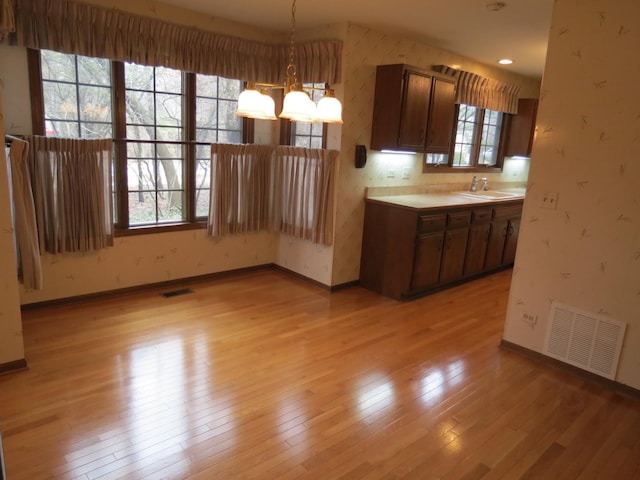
[360,199,523,301]
[411,232,445,291]
[505,98,538,157]
[370,64,456,153]
[463,208,492,277]
[426,77,457,153]
[484,204,523,270]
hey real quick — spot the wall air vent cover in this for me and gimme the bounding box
[543,302,626,380]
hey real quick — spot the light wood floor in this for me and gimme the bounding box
[1,268,639,480]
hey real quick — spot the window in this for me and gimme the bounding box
[452,104,503,167]
[281,83,327,149]
[33,49,247,232]
[425,103,505,171]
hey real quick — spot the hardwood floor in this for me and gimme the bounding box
[1,268,639,479]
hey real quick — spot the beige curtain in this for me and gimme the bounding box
[433,65,520,114]
[271,146,339,246]
[0,0,14,40]
[27,135,114,254]
[208,143,274,238]
[208,144,339,246]
[10,0,342,84]
[8,139,42,290]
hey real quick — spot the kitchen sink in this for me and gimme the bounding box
[457,190,521,200]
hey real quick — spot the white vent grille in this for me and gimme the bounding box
[543,302,626,380]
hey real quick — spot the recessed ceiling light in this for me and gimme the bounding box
[498,59,514,65]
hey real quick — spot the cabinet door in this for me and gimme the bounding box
[426,77,456,153]
[464,223,490,277]
[440,228,469,284]
[502,219,521,265]
[398,71,432,150]
[505,98,538,157]
[411,231,444,292]
[484,220,509,270]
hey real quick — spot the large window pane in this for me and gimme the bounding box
[41,50,112,140]
[43,82,78,120]
[77,56,111,86]
[157,191,183,222]
[128,191,157,225]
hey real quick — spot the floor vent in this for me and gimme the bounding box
[543,302,626,380]
[161,288,194,298]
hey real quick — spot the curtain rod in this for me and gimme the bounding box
[5,134,24,144]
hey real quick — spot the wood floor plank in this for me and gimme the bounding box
[1,268,639,479]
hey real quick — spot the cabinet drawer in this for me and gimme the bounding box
[493,205,523,220]
[447,211,471,228]
[471,208,492,224]
[418,213,446,233]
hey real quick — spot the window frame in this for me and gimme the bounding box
[423,103,507,173]
[28,48,253,236]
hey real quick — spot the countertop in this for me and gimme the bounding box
[366,188,526,210]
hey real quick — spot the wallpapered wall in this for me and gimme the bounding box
[503,0,640,389]
[330,23,541,285]
[0,88,25,365]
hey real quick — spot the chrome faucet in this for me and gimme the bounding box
[469,175,478,192]
[480,177,489,191]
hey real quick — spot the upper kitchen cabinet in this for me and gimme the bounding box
[504,98,538,157]
[370,64,456,153]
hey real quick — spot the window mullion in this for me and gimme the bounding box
[112,61,129,229]
[184,72,196,223]
[471,109,485,167]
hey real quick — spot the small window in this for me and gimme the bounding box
[425,103,505,171]
[282,83,327,149]
[453,104,503,167]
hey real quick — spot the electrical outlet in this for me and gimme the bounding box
[402,167,411,179]
[387,169,396,178]
[521,313,538,326]
[540,191,558,210]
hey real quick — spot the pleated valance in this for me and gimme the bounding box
[433,65,520,114]
[9,0,342,84]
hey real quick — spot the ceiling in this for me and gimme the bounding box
[155,0,554,79]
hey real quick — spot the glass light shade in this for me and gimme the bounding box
[315,95,343,124]
[236,88,277,120]
[279,90,316,122]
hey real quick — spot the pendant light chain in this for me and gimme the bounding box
[286,0,298,89]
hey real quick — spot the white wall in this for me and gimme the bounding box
[504,0,640,389]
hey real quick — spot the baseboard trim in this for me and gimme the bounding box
[0,359,28,376]
[21,263,358,310]
[271,264,331,291]
[500,340,640,401]
[330,280,360,292]
[21,264,274,310]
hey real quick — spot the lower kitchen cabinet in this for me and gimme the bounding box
[411,231,445,291]
[485,205,523,270]
[360,199,523,300]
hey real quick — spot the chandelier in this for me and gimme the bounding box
[235,0,343,124]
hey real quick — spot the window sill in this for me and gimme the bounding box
[115,221,207,237]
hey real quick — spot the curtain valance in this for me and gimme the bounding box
[0,0,14,40]
[10,0,342,84]
[432,65,520,114]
